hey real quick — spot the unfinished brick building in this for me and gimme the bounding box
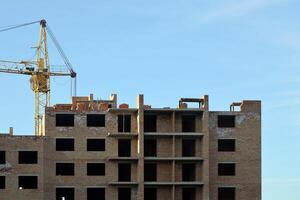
[0,94,261,200]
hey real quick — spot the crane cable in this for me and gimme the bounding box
[0,20,40,33]
[45,25,76,76]
[45,24,77,97]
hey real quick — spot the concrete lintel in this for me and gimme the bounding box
[144,132,204,137]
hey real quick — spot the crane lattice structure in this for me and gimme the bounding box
[0,19,76,136]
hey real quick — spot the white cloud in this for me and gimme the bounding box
[264,177,300,184]
[196,0,286,24]
[272,31,300,49]
[264,91,300,110]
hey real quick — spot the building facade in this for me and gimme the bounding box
[0,94,261,200]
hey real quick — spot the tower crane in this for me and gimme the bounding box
[0,19,77,136]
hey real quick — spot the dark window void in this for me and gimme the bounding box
[145,188,157,200]
[56,163,75,176]
[0,151,5,164]
[56,138,74,151]
[118,139,131,157]
[87,188,105,200]
[144,139,157,157]
[87,114,105,127]
[18,176,38,189]
[118,163,131,182]
[118,188,131,200]
[0,176,5,189]
[182,115,196,132]
[144,115,157,132]
[182,164,196,181]
[56,187,74,200]
[144,163,157,181]
[118,115,131,132]
[56,114,74,127]
[218,115,235,128]
[18,151,38,164]
[218,139,235,152]
[87,139,105,151]
[182,188,195,200]
[218,187,235,200]
[182,139,196,157]
[87,163,105,176]
[218,163,236,176]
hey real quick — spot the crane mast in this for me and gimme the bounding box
[33,20,50,136]
[0,19,76,136]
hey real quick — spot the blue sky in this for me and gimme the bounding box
[0,0,299,199]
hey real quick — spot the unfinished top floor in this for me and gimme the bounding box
[36,94,261,135]
[46,93,260,113]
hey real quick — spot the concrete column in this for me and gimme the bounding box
[172,111,175,132]
[136,94,144,200]
[202,111,210,200]
[172,135,176,200]
[171,111,176,200]
[202,95,209,111]
[110,94,117,108]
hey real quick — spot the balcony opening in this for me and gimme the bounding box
[56,138,75,151]
[0,151,5,164]
[218,139,235,152]
[182,188,195,200]
[218,115,235,128]
[118,139,131,157]
[87,163,105,176]
[56,114,74,127]
[118,188,131,200]
[18,151,38,164]
[0,176,5,189]
[218,163,235,176]
[56,163,75,176]
[118,114,131,132]
[145,188,157,200]
[87,114,105,127]
[182,163,196,181]
[118,163,131,182]
[182,115,196,132]
[18,176,38,189]
[144,115,157,132]
[144,163,157,181]
[56,187,74,200]
[182,139,195,157]
[87,139,105,151]
[218,187,235,200]
[144,139,157,157]
[87,188,105,200]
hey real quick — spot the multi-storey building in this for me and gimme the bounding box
[0,94,261,200]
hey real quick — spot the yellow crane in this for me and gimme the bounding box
[0,19,76,136]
